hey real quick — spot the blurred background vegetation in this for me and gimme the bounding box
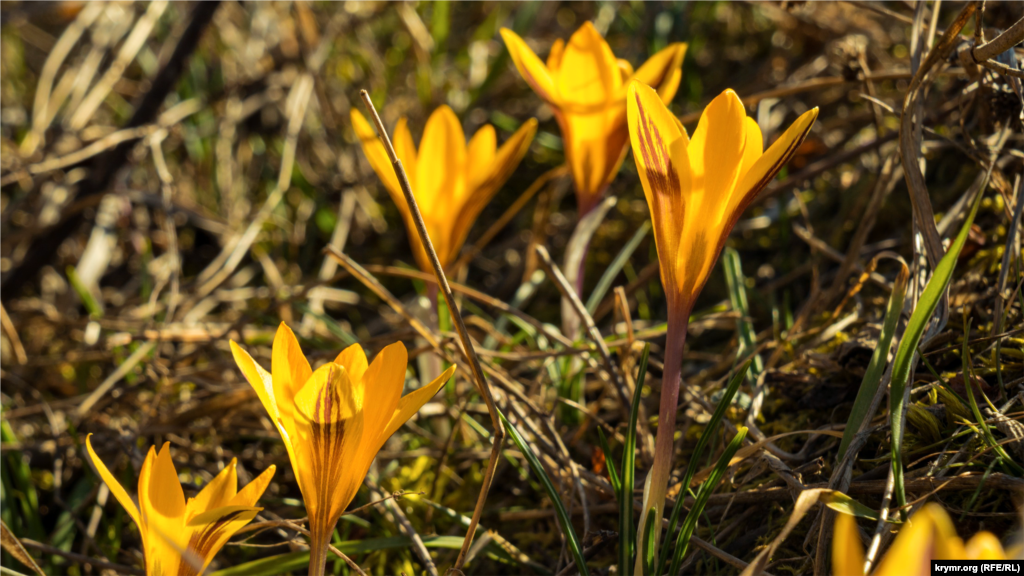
[1,1,1021,575]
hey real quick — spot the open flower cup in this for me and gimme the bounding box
[230,323,455,576]
[85,436,275,576]
[626,81,817,565]
[502,22,687,215]
[351,105,536,274]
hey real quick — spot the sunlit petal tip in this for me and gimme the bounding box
[376,338,407,368]
[965,531,1008,560]
[832,513,866,576]
[273,321,312,402]
[334,343,368,382]
[500,28,557,104]
[230,464,277,508]
[84,434,141,526]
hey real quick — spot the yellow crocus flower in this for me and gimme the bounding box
[833,504,1012,576]
[625,81,817,568]
[85,435,275,576]
[501,22,686,215]
[351,105,536,273]
[230,323,455,576]
[627,81,818,318]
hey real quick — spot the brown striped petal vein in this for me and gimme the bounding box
[230,323,455,576]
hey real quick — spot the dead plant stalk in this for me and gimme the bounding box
[357,90,504,576]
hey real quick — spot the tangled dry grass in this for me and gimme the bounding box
[1,2,1022,575]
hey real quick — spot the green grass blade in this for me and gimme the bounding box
[657,361,750,574]
[960,320,1022,474]
[500,411,590,576]
[642,506,658,576]
[597,426,621,497]
[586,221,651,314]
[723,248,763,377]
[890,190,983,516]
[838,263,909,460]
[620,343,650,576]
[667,427,748,576]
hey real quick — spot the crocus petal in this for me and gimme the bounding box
[626,81,689,306]
[380,365,455,444]
[965,532,1008,560]
[84,434,141,527]
[139,443,187,576]
[832,513,865,576]
[875,504,946,576]
[617,58,635,82]
[272,323,312,402]
[547,38,565,72]
[392,117,418,189]
[466,124,497,194]
[737,117,764,178]
[686,89,747,224]
[731,106,818,217]
[230,340,280,423]
[187,458,238,520]
[180,505,262,576]
[452,119,538,260]
[358,342,407,456]
[416,105,466,211]
[229,465,277,508]
[334,343,369,387]
[351,109,403,199]
[557,21,620,110]
[500,28,557,104]
[292,363,365,526]
[632,42,687,102]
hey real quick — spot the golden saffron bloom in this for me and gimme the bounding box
[833,504,1012,576]
[230,323,455,575]
[501,22,686,214]
[627,81,818,317]
[626,82,817,567]
[351,105,536,273]
[85,435,275,576]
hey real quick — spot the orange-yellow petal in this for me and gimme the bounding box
[351,109,403,199]
[632,42,687,102]
[292,363,365,525]
[230,340,280,424]
[186,458,238,520]
[84,434,141,527]
[334,343,369,387]
[272,322,312,404]
[180,505,263,576]
[832,513,866,576]
[139,443,187,575]
[686,89,747,221]
[380,364,454,444]
[229,465,277,508]
[392,117,418,190]
[626,81,689,304]
[466,123,497,194]
[557,22,620,110]
[965,531,1008,560]
[416,105,466,212]
[547,38,565,72]
[359,342,408,449]
[731,107,818,215]
[875,504,952,576]
[501,28,557,104]
[450,118,537,263]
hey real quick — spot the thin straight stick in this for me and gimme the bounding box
[534,245,631,411]
[357,90,504,575]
